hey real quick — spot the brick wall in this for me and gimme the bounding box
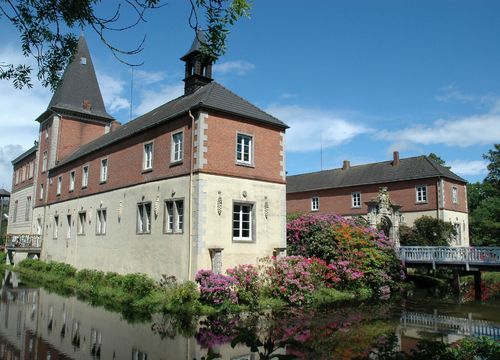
[57,117,108,161]
[287,178,441,216]
[443,179,468,212]
[11,151,36,192]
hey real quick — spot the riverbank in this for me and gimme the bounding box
[4,258,385,321]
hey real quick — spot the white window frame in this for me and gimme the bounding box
[69,171,75,192]
[25,196,31,221]
[311,197,319,211]
[236,133,253,165]
[232,202,254,242]
[416,185,427,203]
[53,215,59,239]
[56,176,62,195]
[42,151,48,172]
[143,142,154,171]
[164,199,184,233]
[96,209,107,235]
[352,192,361,208]
[100,158,108,183]
[39,183,44,200]
[452,186,458,204]
[137,202,152,234]
[78,212,86,235]
[12,200,18,223]
[171,131,184,163]
[82,165,89,188]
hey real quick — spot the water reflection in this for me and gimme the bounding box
[0,271,498,359]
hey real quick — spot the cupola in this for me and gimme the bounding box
[181,29,214,95]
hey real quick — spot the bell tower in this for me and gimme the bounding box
[181,30,213,95]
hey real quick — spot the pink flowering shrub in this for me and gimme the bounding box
[226,264,261,306]
[287,213,403,296]
[195,270,238,306]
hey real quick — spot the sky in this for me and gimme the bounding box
[1,0,499,190]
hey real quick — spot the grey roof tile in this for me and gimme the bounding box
[53,81,287,169]
[286,156,466,193]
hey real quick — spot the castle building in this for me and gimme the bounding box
[286,152,469,246]
[7,33,288,280]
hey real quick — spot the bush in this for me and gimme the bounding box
[195,269,237,306]
[226,264,260,306]
[400,216,456,246]
[121,273,156,297]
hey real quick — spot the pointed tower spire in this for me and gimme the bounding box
[181,29,213,95]
[47,36,113,121]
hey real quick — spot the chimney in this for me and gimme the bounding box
[393,151,400,166]
[342,160,350,170]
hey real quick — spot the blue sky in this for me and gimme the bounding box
[1,0,499,189]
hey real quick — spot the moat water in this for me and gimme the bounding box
[0,271,498,359]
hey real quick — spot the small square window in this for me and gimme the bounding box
[171,132,184,163]
[416,185,427,203]
[311,197,319,211]
[352,192,361,208]
[143,143,153,170]
[236,133,253,165]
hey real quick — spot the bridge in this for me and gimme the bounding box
[4,234,42,265]
[397,246,500,271]
[400,311,500,340]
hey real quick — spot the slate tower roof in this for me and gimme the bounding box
[181,30,214,95]
[37,36,114,122]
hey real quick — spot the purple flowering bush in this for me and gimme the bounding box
[195,270,238,306]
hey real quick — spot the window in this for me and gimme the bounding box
[416,185,427,203]
[137,202,151,234]
[352,192,361,208]
[13,200,18,223]
[452,186,458,204]
[66,215,71,239]
[171,132,184,163]
[39,183,44,200]
[311,197,319,211]
[82,166,89,188]
[165,200,184,233]
[29,161,34,179]
[454,223,461,245]
[25,196,31,221]
[132,349,148,360]
[96,209,107,235]
[15,169,19,184]
[22,166,26,182]
[42,151,48,172]
[53,215,59,239]
[100,159,108,183]
[236,133,253,165]
[143,142,153,170]
[56,176,62,195]
[233,203,253,241]
[78,212,86,235]
[69,171,75,191]
[45,128,49,141]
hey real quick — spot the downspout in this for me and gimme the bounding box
[188,110,195,281]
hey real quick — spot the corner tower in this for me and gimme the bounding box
[181,30,214,95]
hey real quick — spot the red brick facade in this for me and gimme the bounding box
[11,151,36,192]
[57,116,108,161]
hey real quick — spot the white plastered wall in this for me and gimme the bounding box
[192,173,286,276]
[443,210,469,246]
[33,176,192,281]
[6,186,35,235]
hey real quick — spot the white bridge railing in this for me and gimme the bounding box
[397,246,500,270]
[5,233,42,249]
[400,311,500,339]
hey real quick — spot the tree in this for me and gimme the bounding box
[0,0,251,90]
[399,216,456,246]
[468,144,500,246]
[428,153,451,169]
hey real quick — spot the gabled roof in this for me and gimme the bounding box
[52,81,287,169]
[38,36,113,122]
[11,145,37,165]
[287,156,467,193]
[0,189,10,197]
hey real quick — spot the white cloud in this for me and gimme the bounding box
[266,104,370,152]
[133,83,184,116]
[435,84,474,103]
[377,114,500,148]
[213,60,255,76]
[0,144,24,190]
[134,70,166,85]
[97,72,130,114]
[448,160,488,177]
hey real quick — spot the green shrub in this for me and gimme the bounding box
[0,251,6,264]
[121,273,156,297]
[311,287,356,306]
[75,269,105,285]
[47,261,77,277]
